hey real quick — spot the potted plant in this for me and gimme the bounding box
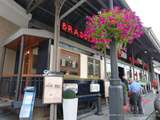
[63,89,78,120]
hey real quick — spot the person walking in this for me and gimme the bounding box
[129,80,143,114]
[120,75,128,106]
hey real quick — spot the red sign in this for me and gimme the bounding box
[118,50,127,59]
[152,80,158,88]
[128,56,149,70]
[61,22,90,41]
[128,56,140,65]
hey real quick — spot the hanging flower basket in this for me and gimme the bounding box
[85,7,144,49]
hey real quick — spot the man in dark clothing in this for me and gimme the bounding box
[120,75,128,106]
[121,75,129,91]
[121,81,127,105]
[129,80,143,114]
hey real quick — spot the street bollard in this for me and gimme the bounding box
[95,94,103,115]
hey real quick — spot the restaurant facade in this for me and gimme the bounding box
[0,22,157,100]
[0,0,160,119]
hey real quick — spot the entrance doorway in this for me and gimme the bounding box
[23,47,38,74]
[118,67,125,79]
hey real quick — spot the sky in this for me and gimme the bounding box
[126,0,160,41]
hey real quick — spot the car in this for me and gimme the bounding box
[154,91,160,119]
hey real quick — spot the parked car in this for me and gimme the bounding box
[154,91,160,119]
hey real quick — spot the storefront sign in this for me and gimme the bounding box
[128,56,149,70]
[128,56,140,65]
[118,50,127,59]
[90,83,100,93]
[61,22,90,41]
[43,76,63,104]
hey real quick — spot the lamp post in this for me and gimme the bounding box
[109,0,124,120]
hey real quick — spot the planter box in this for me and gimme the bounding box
[63,98,78,120]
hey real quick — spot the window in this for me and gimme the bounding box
[88,57,100,78]
[60,49,80,76]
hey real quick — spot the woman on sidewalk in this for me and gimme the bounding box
[128,80,143,114]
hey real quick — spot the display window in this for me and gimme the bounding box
[88,57,100,78]
[60,49,80,76]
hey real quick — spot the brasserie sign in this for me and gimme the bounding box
[61,21,90,41]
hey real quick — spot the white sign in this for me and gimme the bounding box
[20,105,32,118]
[90,83,100,93]
[43,76,63,104]
[63,83,78,93]
[19,90,35,119]
[104,81,110,98]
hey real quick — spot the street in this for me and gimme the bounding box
[79,93,156,120]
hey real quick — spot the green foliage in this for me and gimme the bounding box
[63,89,77,99]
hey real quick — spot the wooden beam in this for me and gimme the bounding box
[60,0,87,20]
[98,0,108,8]
[59,0,67,11]
[70,0,91,14]
[27,0,46,13]
[29,19,54,32]
[86,1,99,12]
[27,0,34,11]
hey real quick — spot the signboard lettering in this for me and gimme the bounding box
[61,22,90,41]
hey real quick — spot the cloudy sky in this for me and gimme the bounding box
[126,0,160,41]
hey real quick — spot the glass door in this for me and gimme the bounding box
[23,47,38,74]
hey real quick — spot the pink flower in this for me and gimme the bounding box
[85,7,144,48]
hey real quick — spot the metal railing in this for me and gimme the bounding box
[0,74,43,100]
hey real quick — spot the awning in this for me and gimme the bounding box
[14,0,160,63]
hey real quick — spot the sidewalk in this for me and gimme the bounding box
[78,93,156,120]
[0,109,18,120]
[0,93,156,120]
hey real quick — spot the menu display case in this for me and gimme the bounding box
[60,49,80,76]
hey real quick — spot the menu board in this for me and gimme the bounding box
[43,76,63,104]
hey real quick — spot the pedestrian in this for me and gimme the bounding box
[120,75,128,106]
[129,80,143,114]
[121,80,127,105]
[128,80,134,112]
[121,75,129,91]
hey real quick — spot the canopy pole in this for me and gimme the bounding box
[49,0,66,119]
[15,36,24,101]
[109,0,124,119]
[132,47,135,80]
[0,47,6,81]
[149,57,154,89]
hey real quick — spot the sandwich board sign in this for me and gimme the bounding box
[19,87,36,120]
[43,72,63,104]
